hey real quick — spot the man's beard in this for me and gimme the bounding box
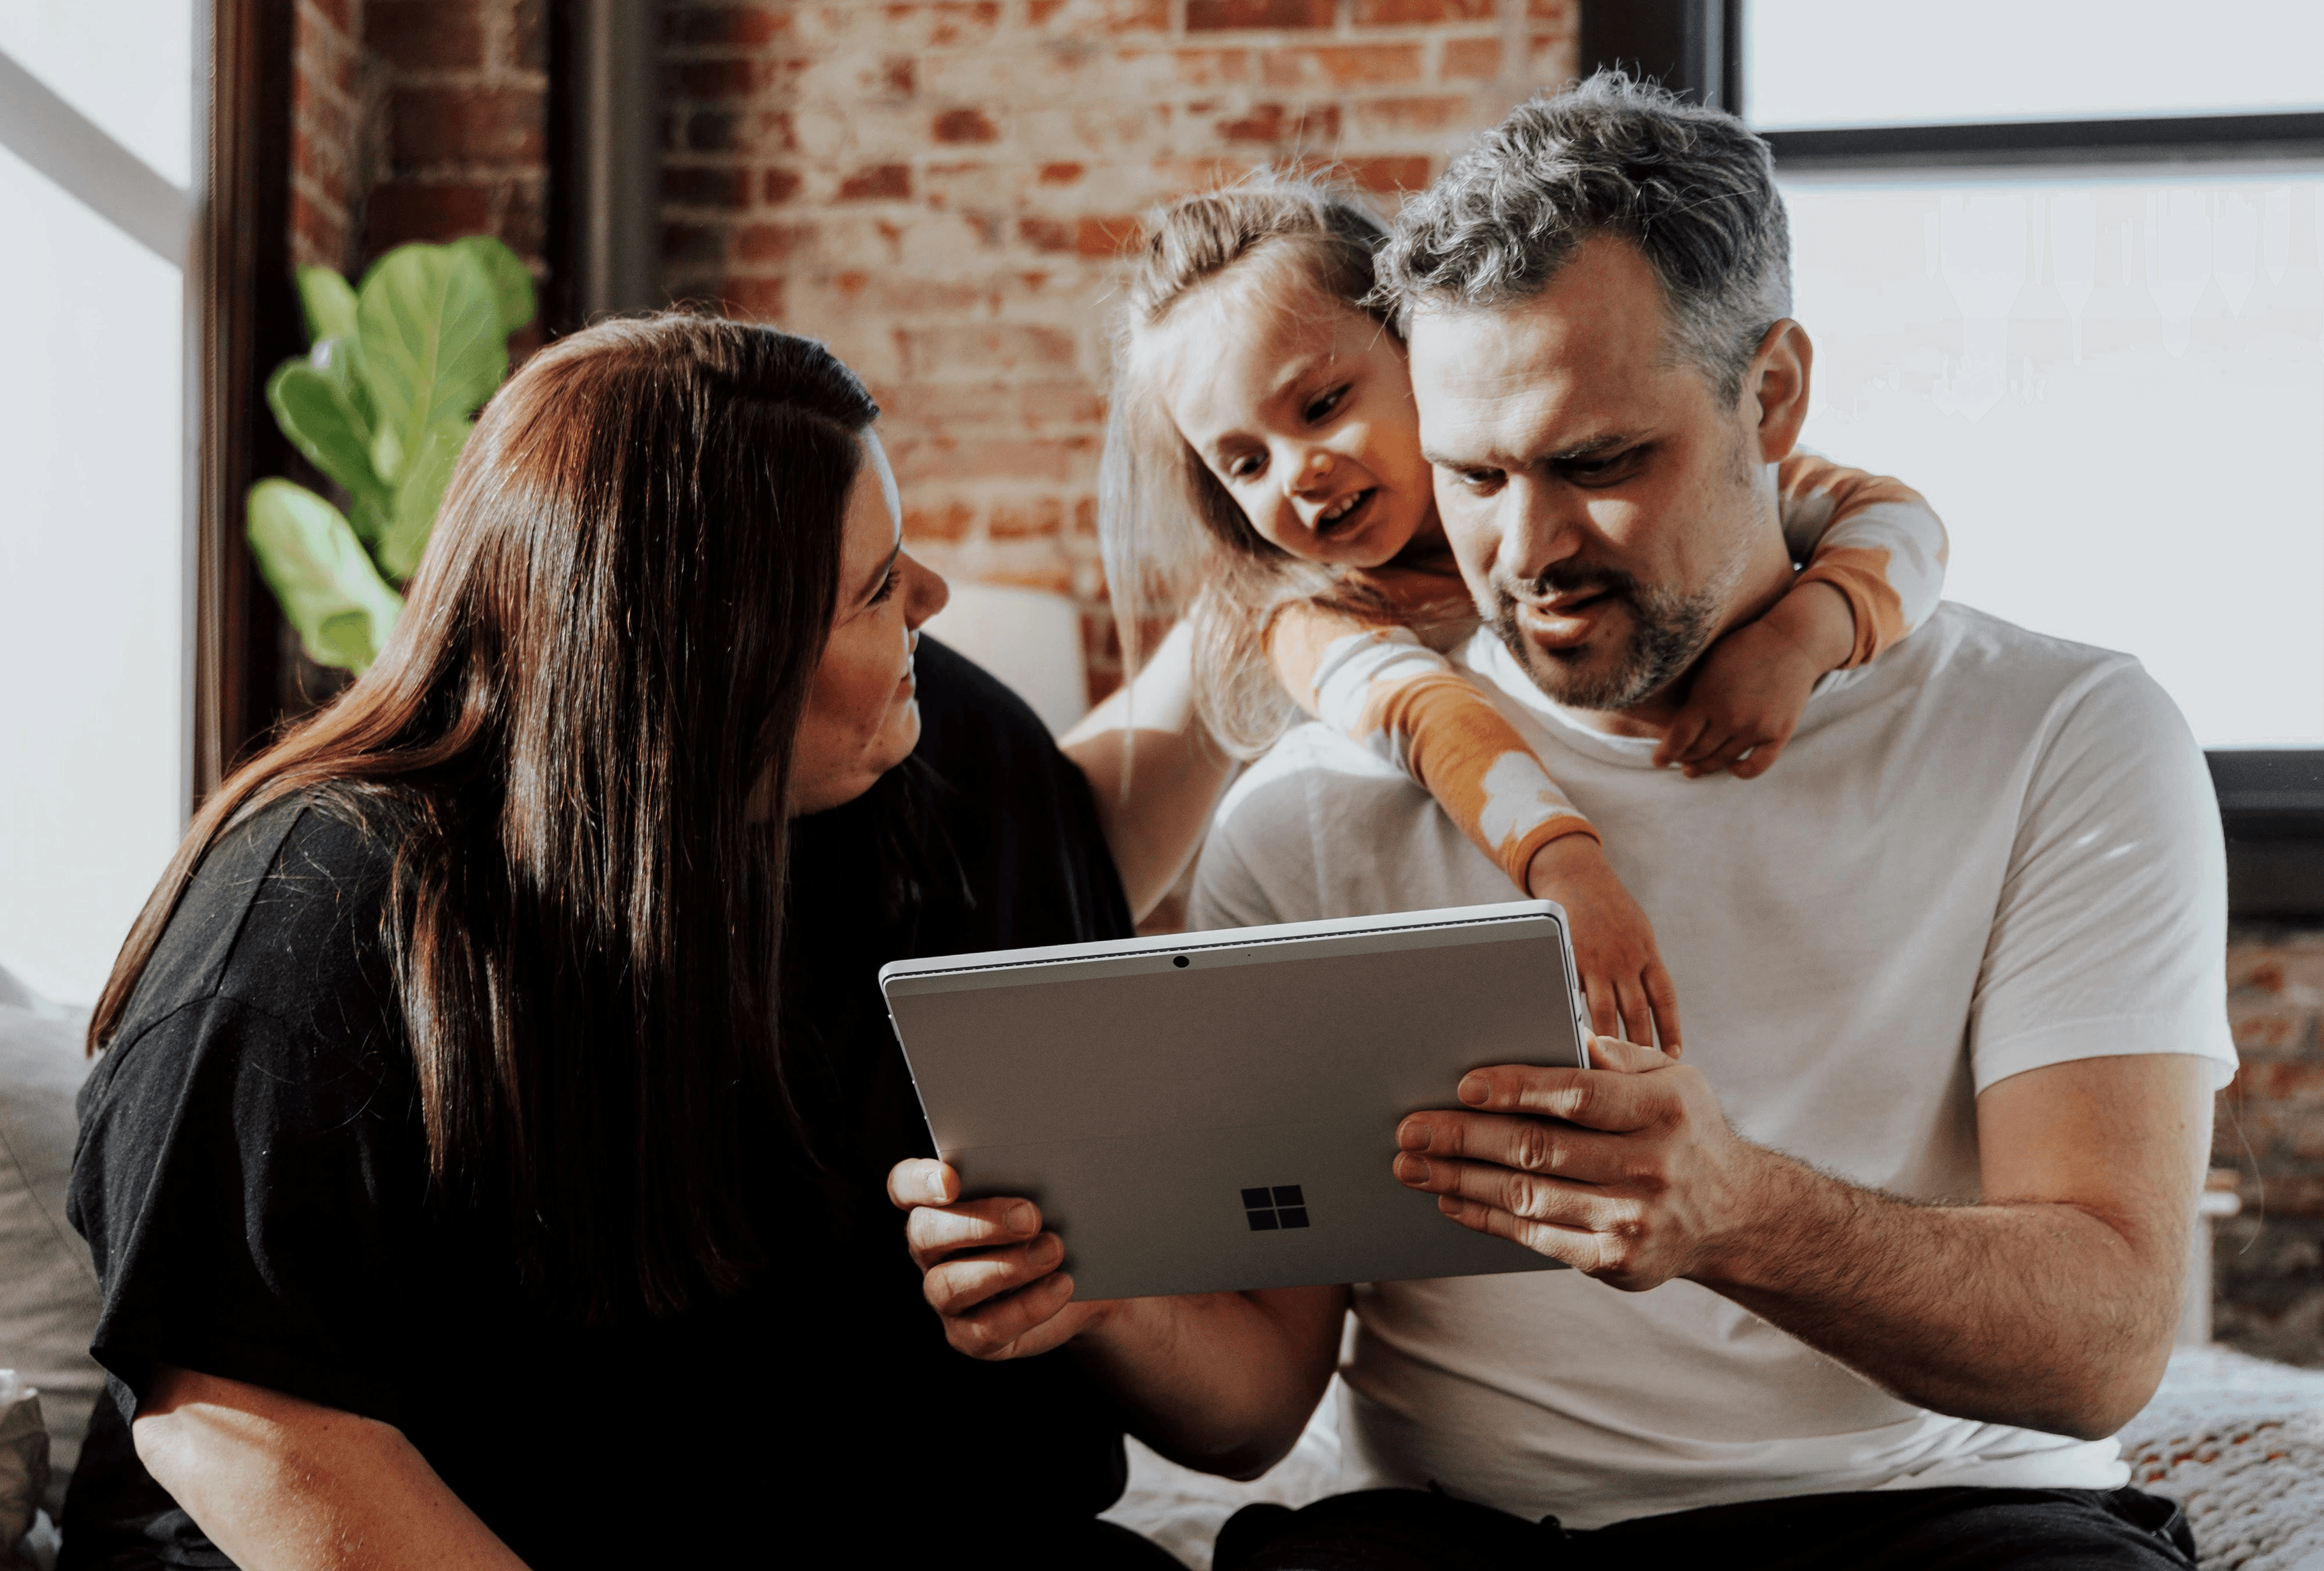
[1487,560,1724,712]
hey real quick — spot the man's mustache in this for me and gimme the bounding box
[1492,561,1639,604]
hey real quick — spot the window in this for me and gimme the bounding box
[1778,168,2323,750]
[0,2,204,1005]
[1728,1,2324,911]
[1747,0,2324,132]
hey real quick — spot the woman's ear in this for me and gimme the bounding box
[1743,319,1814,464]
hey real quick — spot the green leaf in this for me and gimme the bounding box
[313,334,374,428]
[354,243,505,501]
[266,352,384,513]
[349,489,394,552]
[449,236,537,336]
[297,265,359,346]
[370,420,405,488]
[377,417,470,582]
[246,479,405,672]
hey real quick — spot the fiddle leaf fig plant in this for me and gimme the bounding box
[249,236,536,673]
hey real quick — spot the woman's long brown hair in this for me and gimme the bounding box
[88,315,873,1321]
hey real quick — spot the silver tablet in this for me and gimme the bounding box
[879,899,1592,1301]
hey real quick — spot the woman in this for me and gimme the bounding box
[55,318,1315,1568]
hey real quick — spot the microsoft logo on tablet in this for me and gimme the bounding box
[1243,1185,1310,1230]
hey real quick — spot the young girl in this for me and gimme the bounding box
[1060,175,1947,1051]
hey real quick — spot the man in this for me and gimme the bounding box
[894,73,2231,1567]
[1177,75,2233,1567]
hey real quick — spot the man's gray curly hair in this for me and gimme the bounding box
[1376,71,1792,403]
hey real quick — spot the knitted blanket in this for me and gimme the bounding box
[2117,1345,2324,1570]
[1106,1346,2324,1570]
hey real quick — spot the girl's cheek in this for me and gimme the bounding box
[1234,491,1277,546]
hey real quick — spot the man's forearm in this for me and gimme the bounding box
[1070,1285,1346,1479]
[1402,1049,2211,1442]
[1697,1149,2186,1439]
[1701,1054,2211,1437]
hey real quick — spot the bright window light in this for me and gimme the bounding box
[1782,167,2324,748]
[0,139,188,1004]
[0,0,194,187]
[1747,0,2324,131]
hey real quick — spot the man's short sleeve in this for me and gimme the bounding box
[1970,660,2235,1093]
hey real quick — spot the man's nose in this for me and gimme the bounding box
[1497,478,1588,584]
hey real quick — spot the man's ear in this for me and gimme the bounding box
[1742,319,1813,463]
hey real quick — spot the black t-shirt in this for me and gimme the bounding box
[60,639,1137,1568]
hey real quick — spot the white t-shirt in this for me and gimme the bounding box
[1188,604,2235,1530]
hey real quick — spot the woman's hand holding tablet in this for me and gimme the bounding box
[888,1156,1098,1361]
[889,1156,1349,1480]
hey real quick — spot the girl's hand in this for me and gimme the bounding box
[1525,835,1681,1055]
[1657,581,1852,780]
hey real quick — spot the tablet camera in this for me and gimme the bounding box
[1243,1184,1310,1230]
[1173,954,1190,968]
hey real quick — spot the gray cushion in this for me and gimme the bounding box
[0,967,102,1523]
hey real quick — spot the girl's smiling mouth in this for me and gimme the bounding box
[1314,487,1377,538]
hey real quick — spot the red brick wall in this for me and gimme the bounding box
[657,0,1577,700]
[290,0,370,273]
[2218,928,2324,1365]
[290,0,550,344]
[363,0,548,288]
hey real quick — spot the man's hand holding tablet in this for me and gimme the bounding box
[1379,1034,2216,1441]
[1387,1035,1745,1290]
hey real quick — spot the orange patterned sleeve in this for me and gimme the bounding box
[1777,452,1951,669]
[1266,582,1596,892]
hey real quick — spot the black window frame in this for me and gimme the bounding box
[1578,0,2324,918]
[1760,112,2324,172]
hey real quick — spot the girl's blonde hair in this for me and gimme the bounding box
[1100,171,1397,754]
